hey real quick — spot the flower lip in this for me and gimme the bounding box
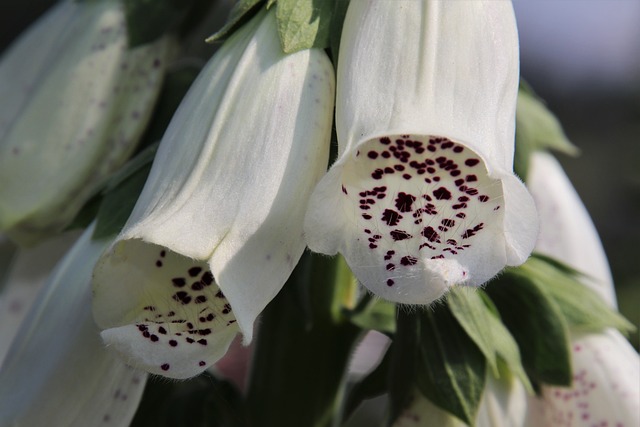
[93,240,240,379]
[333,133,508,304]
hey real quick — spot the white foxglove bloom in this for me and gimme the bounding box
[0,225,147,426]
[0,0,172,246]
[393,375,528,427]
[528,152,617,307]
[92,10,334,379]
[0,230,79,367]
[304,0,537,304]
[526,152,639,427]
[526,330,640,427]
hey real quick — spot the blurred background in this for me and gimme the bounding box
[1,0,638,350]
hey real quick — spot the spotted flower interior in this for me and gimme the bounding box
[339,134,505,303]
[93,241,239,379]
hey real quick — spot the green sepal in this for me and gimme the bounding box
[484,269,573,388]
[415,305,486,425]
[521,255,635,334]
[206,0,265,43]
[130,372,247,427]
[514,81,578,179]
[275,0,335,53]
[92,146,155,239]
[347,294,396,335]
[123,0,193,47]
[447,288,532,393]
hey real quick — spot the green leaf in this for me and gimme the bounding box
[514,81,578,179]
[484,272,573,387]
[123,0,195,47]
[275,0,335,53]
[522,255,635,334]
[414,304,486,425]
[206,0,266,43]
[447,288,532,392]
[130,372,247,427]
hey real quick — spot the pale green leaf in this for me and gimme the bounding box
[275,0,334,53]
[448,288,532,393]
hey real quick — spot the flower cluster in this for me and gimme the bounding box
[0,0,636,425]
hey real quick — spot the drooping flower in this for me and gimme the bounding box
[92,10,335,379]
[0,230,79,366]
[304,0,538,304]
[526,152,639,427]
[0,0,172,246]
[0,225,147,426]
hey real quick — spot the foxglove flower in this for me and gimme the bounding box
[0,0,172,245]
[0,230,79,366]
[526,152,639,427]
[0,225,147,426]
[304,0,537,304]
[92,10,334,379]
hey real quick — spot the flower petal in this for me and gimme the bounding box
[528,152,616,307]
[93,10,334,378]
[0,230,79,367]
[528,330,640,427]
[0,0,172,245]
[0,225,147,426]
[305,0,537,304]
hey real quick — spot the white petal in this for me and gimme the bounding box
[0,225,147,427]
[304,0,537,304]
[0,230,79,367]
[93,10,334,378]
[528,330,640,427]
[0,0,172,245]
[527,152,617,308]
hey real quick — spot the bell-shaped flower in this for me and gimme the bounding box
[394,375,529,427]
[0,230,79,366]
[526,152,639,427]
[0,0,172,246]
[304,0,538,305]
[92,10,334,379]
[0,225,147,426]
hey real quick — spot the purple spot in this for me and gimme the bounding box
[421,226,440,243]
[395,192,416,212]
[382,209,402,226]
[161,363,170,371]
[390,230,412,241]
[433,187,452,200]
[465,158,480,167]
[188,267,202,277]
[386,279,395,287]
[169,340,178,347]
[368,151,378,159]
[400,256,418,266]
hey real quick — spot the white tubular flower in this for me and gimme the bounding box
[394,375,528,427]
[0,231,79,367]
[304,0,537,304]
[527,330,640,427]
[527,152,639,427]
[92,10,334,379]
[0,0,172,245]
[528,152,617,308]
[0,225,147,427]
